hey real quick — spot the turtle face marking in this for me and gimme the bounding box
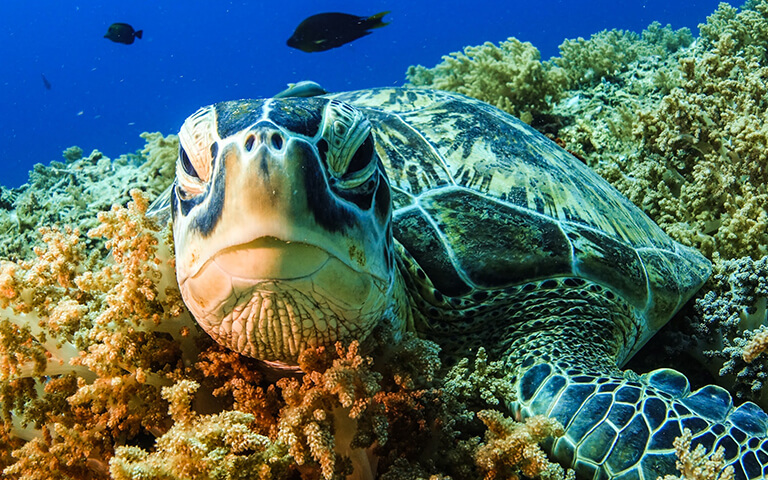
[171,98,396,367]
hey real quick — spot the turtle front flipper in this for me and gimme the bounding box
[512,345,768,479]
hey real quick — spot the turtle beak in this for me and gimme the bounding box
[174,123,389,286]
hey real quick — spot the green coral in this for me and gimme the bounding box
[617,36,768,259]
[406,23,691,125]
[699,0,768,57]
[555,29,642,88]
[641,21,695,54]
[0,132,177,261]
[407,37,567,120]
[555,25,691,89]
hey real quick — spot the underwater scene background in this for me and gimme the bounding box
[2,0,768,479]
[0,0,732,188]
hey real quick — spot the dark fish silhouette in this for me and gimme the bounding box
[41,74,51,90]
[104,23,143,45]
[287,11,390,52]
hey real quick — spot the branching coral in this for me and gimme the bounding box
[109,380,291,480]
[276,341,386,480]
[194,343,282,436]
[0,190,198,478]
[554,29,643,88]
[621,30,768,259]
[475,411,570,480]
[406,23,691,127]
[659,428,734,480]
[699,0,768,57]
[0,132,177,261]
[694,255,768,405]
[553,25,691,90]
[742,326,768,364]
[406,37,567,120]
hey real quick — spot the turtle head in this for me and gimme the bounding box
[171,97,397,368]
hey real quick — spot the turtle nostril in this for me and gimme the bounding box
[244,135,255,152]
[271,133,284,150]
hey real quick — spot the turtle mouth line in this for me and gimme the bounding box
[210,236,331,280]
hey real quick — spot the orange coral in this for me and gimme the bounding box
[277,341,385,480]
[743,326,768,363]
[0,190,201,477]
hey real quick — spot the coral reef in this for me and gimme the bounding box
[0,161,567,479]
[407,38,567,120]
[0,132,177,261]
[693,255,768,405]
[659,428,734,480]
[5,1,768,477]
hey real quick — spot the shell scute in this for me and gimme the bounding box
[564,222,649,309]
[392,206,471,296]
[420,188,573,289]
[323,88,711,343]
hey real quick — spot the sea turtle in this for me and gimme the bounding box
[151,87,768,479]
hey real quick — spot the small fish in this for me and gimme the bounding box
[287,11,390,53]
[104,23,143,45]
[41,74,51,90]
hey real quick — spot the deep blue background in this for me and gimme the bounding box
[0,1,740,187]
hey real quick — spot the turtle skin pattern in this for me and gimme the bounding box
[163,87,768,479]
[326,88,768,480]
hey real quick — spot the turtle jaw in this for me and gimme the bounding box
[179,237,390,367]
[210,236,332,281]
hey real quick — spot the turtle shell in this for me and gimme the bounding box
[326,88,710,355]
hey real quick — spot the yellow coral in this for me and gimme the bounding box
[109,380,291,480]
[475,411,571,480]
[407,37,567,118]
[0,189,200,477]
[659,428,734,480]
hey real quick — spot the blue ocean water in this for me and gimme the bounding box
[0,1,740,188]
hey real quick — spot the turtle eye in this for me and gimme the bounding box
[321,99,375,188]
[346,134,374,176]
[176,143,208,199]
[180,146,199,179]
